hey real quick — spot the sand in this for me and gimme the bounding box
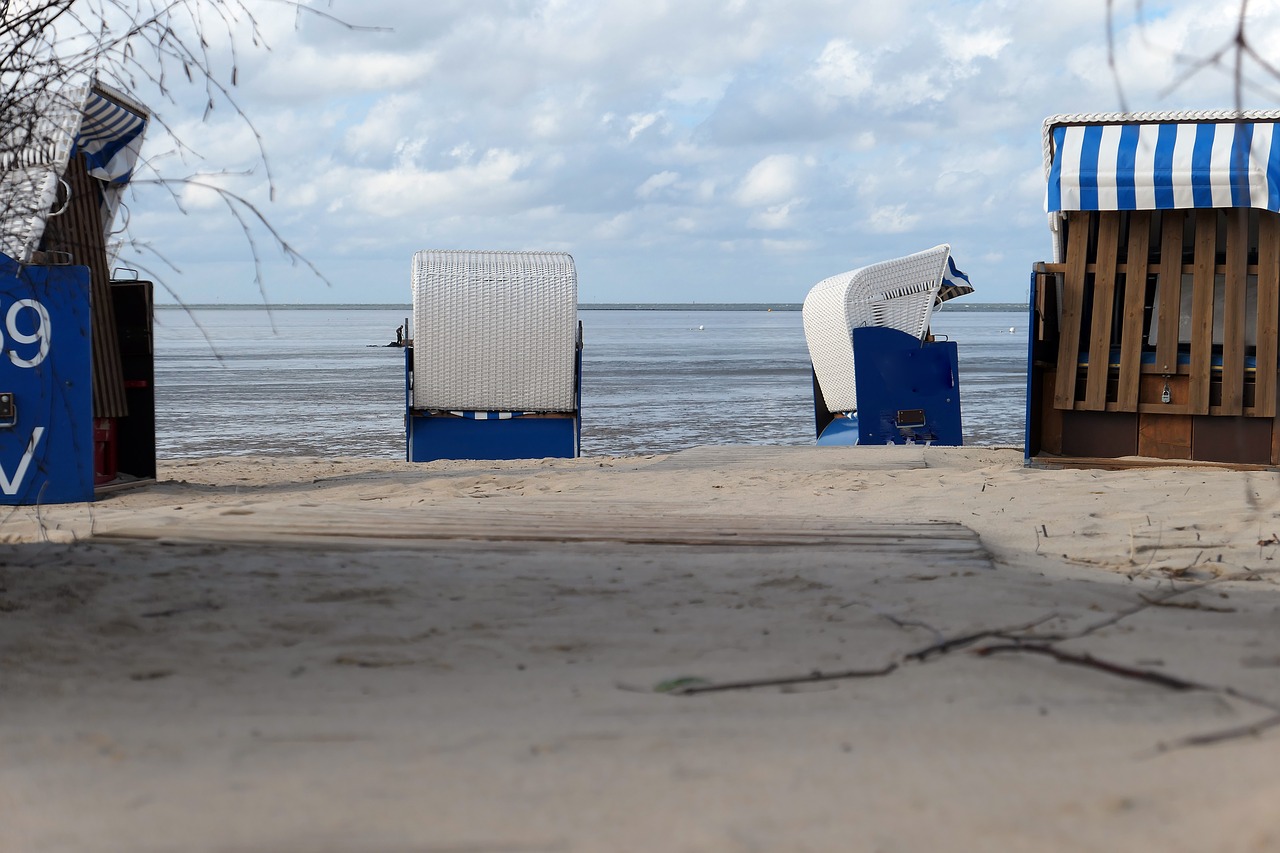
[2,445,1279,852]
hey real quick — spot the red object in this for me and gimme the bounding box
[94,418,118,485]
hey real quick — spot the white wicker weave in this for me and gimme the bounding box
[802,245,952,413]
[0,82,149,263]
[411,250,578,412]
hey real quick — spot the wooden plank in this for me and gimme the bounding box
[1220,208,1248,414]
[1083,212,1121,410]
[1256,212,1280,419]
[1054,212,1092,409]
[1188,210,1217,414]
[43,155,128,418]
[1154,211,1186,375]
[1117,212,1151,411]
[1138,413,1193,459]
[1041,262,1261,275]
[1030,454,1277,472]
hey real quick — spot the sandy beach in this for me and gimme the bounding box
[3,445,1279,852]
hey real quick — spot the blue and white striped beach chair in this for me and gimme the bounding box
[1029,109,1280,466]
[405,250,582,461]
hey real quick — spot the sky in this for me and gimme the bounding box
[106,0,1280,304]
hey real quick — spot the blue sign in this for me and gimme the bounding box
[0,254,93,504]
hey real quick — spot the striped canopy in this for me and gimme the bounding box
[0,82,148,262]
[1045,111,1280,213]
[77,88,148,184]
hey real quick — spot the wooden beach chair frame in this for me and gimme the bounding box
[1028,110,1280,468]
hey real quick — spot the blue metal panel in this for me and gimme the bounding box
[851,326,962,446]
[0,255,94,504]
[407,412,579,461]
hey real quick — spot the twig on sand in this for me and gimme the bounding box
[660,663,899,696]
[904,613,1060,662]
[1158,712,1280,751]
[141,601,221,618]
[972,643,1201,691]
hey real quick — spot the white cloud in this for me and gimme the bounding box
[636,171,680,199]
[340,149,534,218]
[868,204,921,234]
[942,29,1012,64]
[748,202,795,230]
[627,112,661,141]
[735,155,801,206]
[113,0,1280,304]
[809,39,873,104]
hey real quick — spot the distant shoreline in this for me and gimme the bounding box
[156,302,1030,312]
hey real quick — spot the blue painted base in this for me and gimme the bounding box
[407,413,579,461]
[851,326,962,446]
[405,346,582,462]
[0,255,94,505]
[816,415,859,446]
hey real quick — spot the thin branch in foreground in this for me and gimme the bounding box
[659,663,899,696]
[973,643,1202,691]
[1158,712,1280,751]
[904,613,1060,662]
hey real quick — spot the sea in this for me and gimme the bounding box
[152,304,1029,459]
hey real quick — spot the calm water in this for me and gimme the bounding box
[152,306,1028,459]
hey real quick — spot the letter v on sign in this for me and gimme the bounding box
[0,426,45,495]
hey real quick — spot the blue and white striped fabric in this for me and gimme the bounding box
[936,255,974,304]
[1047,118,1280,213]
[75,89,147,184]
[447,411,527,419]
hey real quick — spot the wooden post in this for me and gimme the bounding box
[1188,210,1217,415]
[1221,208,1248,415]
[1257,213,1280,419]
[1083,212,1121,410]
[1054,212,1091,410]
[1117,212,1150,411]
[1154,211,1185,376]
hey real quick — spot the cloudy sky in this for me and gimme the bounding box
[113,0,1280,304]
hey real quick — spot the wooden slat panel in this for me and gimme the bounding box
[1188,210,1217,414]
[1117,212,1151,411]
[1054,212,1092,409]
[1138,413,1193,459]
[42,156,127,418]
[1220,208,1248,414]
[1154,211,1185,375]
[1083,212,1121,410]
[1257,213,1280,419]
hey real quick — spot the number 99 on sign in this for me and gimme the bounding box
[1,299,52,369]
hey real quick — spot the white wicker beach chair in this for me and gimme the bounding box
[406,250,581,460]
[802,245,954,414]
[411,250,578,413]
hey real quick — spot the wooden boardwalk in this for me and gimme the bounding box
[93,502,988,566]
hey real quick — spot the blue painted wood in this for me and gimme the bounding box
[850,326,963,446]
[0,254,94,504]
